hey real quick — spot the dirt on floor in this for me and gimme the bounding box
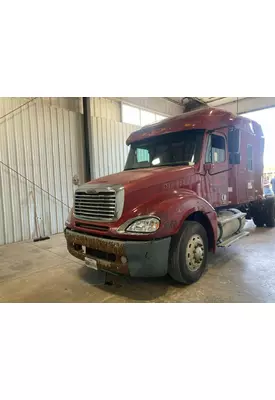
[0,221,275,302]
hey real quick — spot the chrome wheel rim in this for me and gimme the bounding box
[185,234,204,272]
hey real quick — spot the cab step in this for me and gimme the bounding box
[217,231,250,248]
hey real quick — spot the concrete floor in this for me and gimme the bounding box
[0,221,275,302]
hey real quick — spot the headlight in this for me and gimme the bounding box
[65,208,74,226]
[126,217,160,233]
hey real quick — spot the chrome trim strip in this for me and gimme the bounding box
[74,183,124,222]
[117,215,160,234]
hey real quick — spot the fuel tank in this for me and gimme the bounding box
[217,208,246,243]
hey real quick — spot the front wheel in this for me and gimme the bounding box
[168,221,208,284]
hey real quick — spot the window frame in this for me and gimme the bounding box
[121,103,141,126]
[205,133,227,164]
[124,129,205,171]
[121,103,168,126]
[140,109,156,126]
[247,144,253,171]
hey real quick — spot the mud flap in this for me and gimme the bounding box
[85,268,107,285]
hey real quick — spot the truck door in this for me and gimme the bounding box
[205,131,229,208]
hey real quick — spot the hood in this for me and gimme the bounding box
[89,165,193,192]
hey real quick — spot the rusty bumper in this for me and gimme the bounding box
[65,228,171,278]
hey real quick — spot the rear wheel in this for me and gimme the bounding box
[252,197,275,227]
[253,214,265,228]
[265,197,275,227]
[168,221,208,284]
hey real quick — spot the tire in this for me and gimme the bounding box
[253,215,265,228]
[168,221,208,284]
[265,197,275,228]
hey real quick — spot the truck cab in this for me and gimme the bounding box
[65,107,273,284]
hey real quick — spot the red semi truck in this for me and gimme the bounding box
[65,107,274,284]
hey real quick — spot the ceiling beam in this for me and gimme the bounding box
[214,97,275,115]
[162,97,183,105]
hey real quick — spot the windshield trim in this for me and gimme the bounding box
[124,129,204,171]
[124,161,194,171]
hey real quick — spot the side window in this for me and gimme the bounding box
[205,134,226,163]
[247,144,253,171]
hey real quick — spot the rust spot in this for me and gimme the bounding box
[65,230,129,275]
[96,258,129,275]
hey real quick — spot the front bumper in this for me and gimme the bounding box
[65,228,171,278]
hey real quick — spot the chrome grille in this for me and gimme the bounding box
[74,191,116,221]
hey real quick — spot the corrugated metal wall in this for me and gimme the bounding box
[91,117,138,178]
[0,97,82,115]
[90,97,182,121]
[90,98,121,122]
[89,97,179,179]
[215,97,275,115]
[121,97,183,116]
[0,97,178,244]
[0,97,84,245]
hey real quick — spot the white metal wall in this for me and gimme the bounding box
[0,97,84,245]
[89,97,179,179]
[90,98,121,122]
[91,117,138,178]
[90,97,182,120]
[0,97,179,244]
[120,97,183,116]
[212,97,275,115]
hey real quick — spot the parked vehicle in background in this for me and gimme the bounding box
[65,107,275,284]
[263,179,274,197]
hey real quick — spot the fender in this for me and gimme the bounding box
[121,189,217,241]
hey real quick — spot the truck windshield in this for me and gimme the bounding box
[124,129,204,170]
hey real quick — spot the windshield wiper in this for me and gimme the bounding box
[153,161,191,167]
[124,167,151,171]
[124,161,192,171]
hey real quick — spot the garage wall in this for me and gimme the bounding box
[91,117,138,178]
[0,97,82,115]
[0,97,84,245]
[89,97,179,179]
[215,98,275,115]
[121,97,183,116]
[90,97,183,120]
[0,97,179,244]
[90,98,121,122]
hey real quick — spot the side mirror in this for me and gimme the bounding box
[229,152,241,165]
[204,163,213,172]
